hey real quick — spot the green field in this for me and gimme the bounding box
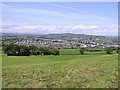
[2,49,118,88]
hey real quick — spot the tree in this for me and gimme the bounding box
[105,47,113,54]
[29,45,38,50]
[116,48,120,53]
[49,49,60,55]
[3,43,20,56]
[41,48,51,55]
[79,48,85,55]
[29,45,41,55]
[19,45,30,56]
[3,43,31,56]
[30,49,42,55]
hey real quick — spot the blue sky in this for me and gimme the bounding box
[2,2,118,36]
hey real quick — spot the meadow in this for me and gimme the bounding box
[2,48,118,88]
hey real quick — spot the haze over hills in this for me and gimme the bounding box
[2,33,118,45]
[2,32,118,37]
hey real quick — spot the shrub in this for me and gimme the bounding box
[19,45,30,56]
[30,50,41,55]
[41,48,51,55]
[3,43,20,56]
[29,45,38,50]
[3,43,60,56]
[3,43,31,56]
[86,49,102,52]
[105,47,113,54]
[116,48,120,53]
[79,48,85,55]
[29,45,42,55]
[49,49,60,55]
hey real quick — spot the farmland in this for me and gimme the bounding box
[2,49,118,88]
[2,2,118,89]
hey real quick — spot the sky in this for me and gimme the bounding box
[2,2,118,36]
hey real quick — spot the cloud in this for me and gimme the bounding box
[2,4,107,20]
[2,4,117,35]
[2,24,118,36]
[44,2,89,14]
[45,2,107,20]
[2,5,61,16]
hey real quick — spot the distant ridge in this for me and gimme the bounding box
[2,33,118,44]
[2,32,117,37]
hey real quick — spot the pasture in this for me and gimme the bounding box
[2,48,118,88]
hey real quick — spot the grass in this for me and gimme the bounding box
[2,49,118,88]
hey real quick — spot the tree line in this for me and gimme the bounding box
[2,43,119,56]
[3,43,60,56]
[79,47,120,55]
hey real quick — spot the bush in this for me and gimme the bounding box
[3,43,60,56]
[29,45,38,50]
[19,45,30,56]
[3,43,30,56]
[116,48,120,53]
[41,48,51,55]
[3,43,20,56]
[49,49,60,55]
[79,48,85,55]
[105,47,113,54]
[86,49,102,52]
[30,50,41,55]
[29,45,42,55]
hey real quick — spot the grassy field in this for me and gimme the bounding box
[2,49,118,88]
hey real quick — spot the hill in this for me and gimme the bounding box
[41,33,118,44]
[2,49,118,88]
[2,33,118,45]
